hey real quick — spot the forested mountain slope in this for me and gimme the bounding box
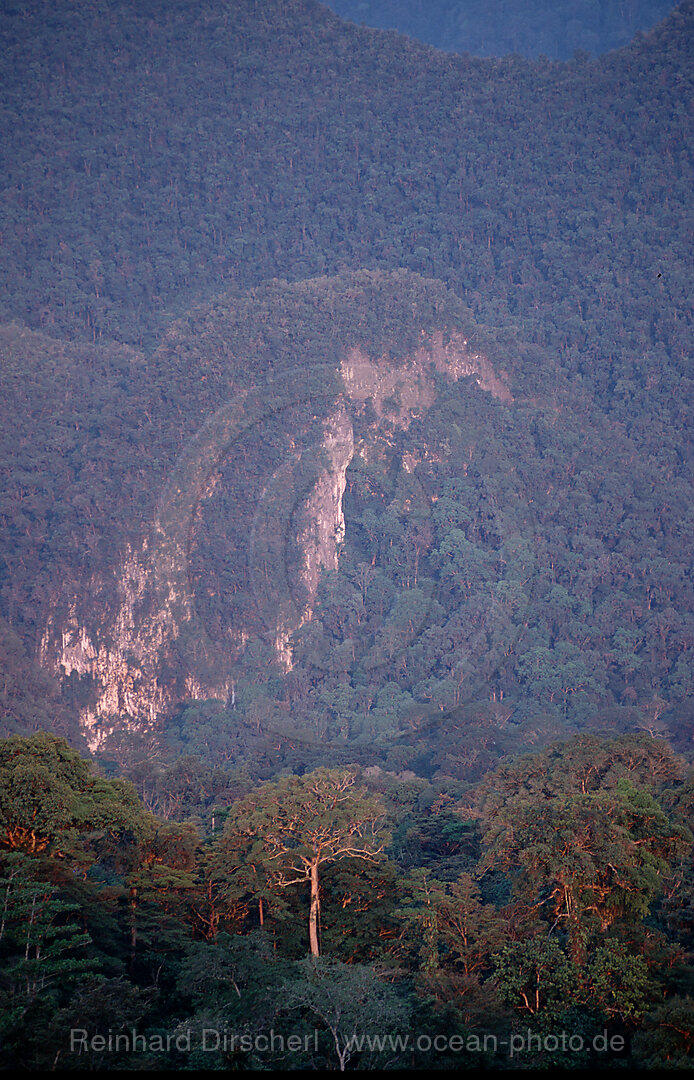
[1,0,691,395]
[0,0,691,763]
[1,3,693,1070]
[1,267,691,769]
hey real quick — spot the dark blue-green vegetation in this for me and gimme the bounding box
[0,0,692,1070]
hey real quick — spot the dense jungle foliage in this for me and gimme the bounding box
[2,731,694,1069]
[0,0,692,1070]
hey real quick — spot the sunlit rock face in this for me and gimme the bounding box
[299,400,355,609]
[38,326,510,744]
[341,331,511,419]
[39,544,224,749]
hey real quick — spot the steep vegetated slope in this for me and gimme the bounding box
[1,267,691,775]
[0,0,691,769]
[1,4,694,1070]
[0,0,691,384]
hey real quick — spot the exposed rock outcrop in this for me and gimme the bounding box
[39,330,510,741]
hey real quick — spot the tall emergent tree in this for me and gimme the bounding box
[223,768,388,956]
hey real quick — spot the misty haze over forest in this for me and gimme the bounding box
[0,0,692,1070]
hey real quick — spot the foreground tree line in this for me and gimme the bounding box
[1,730,693,1069]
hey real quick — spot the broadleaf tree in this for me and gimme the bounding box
[223,768,389,956]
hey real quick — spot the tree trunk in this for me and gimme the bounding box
[308,861,320,957]
[129,886,138,974]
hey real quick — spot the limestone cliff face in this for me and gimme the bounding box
[283,333,511,653]
[40,549,159,747]
[299,401,355,605]
[39,544,225,748]
[340,331,512,419]
[39,331,510,741]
